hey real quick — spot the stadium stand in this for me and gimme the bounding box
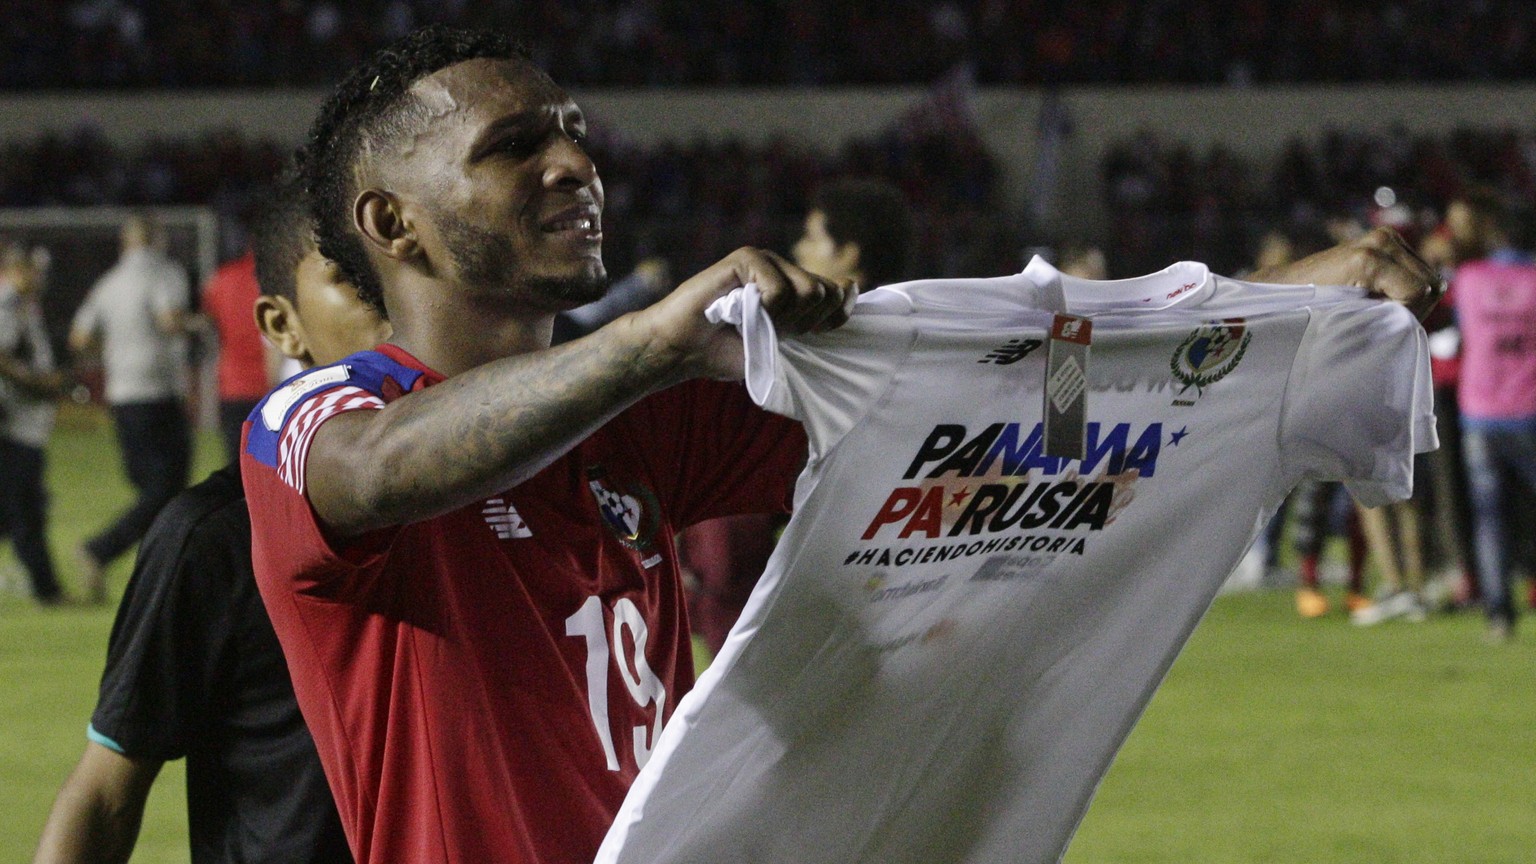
[8,1,1536,89]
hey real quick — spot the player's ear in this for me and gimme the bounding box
[355,188,419,263]
[254,294,313,366]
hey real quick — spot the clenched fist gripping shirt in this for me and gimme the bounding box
[598,258,1435,864]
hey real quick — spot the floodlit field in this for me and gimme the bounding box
[3,406,1532,863]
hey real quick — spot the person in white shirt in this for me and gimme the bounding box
[69,214,195,602]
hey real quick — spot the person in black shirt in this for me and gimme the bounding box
[33,173,389,864]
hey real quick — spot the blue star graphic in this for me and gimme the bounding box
[1169,426,1189,446]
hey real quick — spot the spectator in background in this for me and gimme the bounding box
[1416,212,1478,607]
[68,214,194,603]
[551,257,672,344]
[1448,187,1536,642]
[201,245,273,463]
[1350,211,1434,624]
[1350,495,1429,625]
[0,242,68,605]
[1057,243,1108,279]
[1291,481,1371,619]
[11,1,1536,89]
[32,173,385,864]
[791,178,914,291]
[685,177,914,654]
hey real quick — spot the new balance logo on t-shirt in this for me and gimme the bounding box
[977,339,1042,365]
[481,498,532,539]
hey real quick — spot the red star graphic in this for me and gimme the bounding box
[949,488,971,507]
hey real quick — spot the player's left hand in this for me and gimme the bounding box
[1252,226,1445,320]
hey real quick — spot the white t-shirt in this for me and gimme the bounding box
[72,247,189,404]
[597,258,1436,864]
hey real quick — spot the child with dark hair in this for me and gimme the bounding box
[35,171,385,864]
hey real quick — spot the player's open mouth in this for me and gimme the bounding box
[544,217,594,232]
[540,206,602,237]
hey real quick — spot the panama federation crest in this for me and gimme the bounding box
[587,467,660,550]
[1171,320,1251,397]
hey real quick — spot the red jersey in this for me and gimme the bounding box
[241,345,805,864]
[202,252,269,401]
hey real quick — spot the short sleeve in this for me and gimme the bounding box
[89,491,246,760]
[26,306,54,373]
[707,285,915,459]
[242,355,417,597]
[772,316,916,459]
[1278,301,1438,506]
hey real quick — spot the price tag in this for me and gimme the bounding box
[1043,314,1091,459]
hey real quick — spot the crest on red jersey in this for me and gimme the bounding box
[587,467,659,550]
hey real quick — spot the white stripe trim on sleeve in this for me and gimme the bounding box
[276,385,384,493]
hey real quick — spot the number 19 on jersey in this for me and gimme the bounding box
[566,595,668,771]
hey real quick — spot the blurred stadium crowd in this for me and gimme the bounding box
[9,0,1536,89]
[1104,125,1536,276]
[8,120,1536,281]
[6,10,1536,864]
[0,118,1003,282]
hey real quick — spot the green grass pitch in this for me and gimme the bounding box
[2,406,1532,862]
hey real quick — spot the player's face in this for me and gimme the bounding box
[396,58,607,309]
[792,209,858,284]
[294,248,392,366]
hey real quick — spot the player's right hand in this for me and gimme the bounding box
[633,246,855,381]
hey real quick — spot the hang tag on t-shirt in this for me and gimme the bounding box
[1043,314,1091,459]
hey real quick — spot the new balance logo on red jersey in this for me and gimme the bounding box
[482,498,533,539]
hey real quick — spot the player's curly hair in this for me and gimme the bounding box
[301,24,531,317]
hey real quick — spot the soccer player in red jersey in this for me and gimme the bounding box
[240,26,848,864]
[241,25,1442,864]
